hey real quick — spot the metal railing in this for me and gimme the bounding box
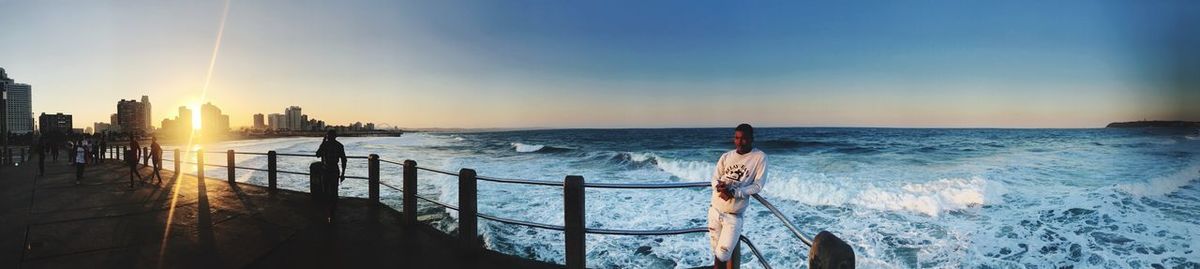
[382,161,812,269]
[133,148,814,269]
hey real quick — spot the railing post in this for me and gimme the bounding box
[227,150,235,183]
[458,168,478,255]
[403,160,417,226]
[368,154,379,203]
[310,162,323,200]
[173,149,180,172]
[268,151,277,191]
[565,175,586,269]
[197,149,204,181]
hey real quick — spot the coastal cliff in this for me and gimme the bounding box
[1106,121,1200,128]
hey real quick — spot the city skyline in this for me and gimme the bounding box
[2,1,1197,129]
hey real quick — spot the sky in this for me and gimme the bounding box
[1,0,1197,129]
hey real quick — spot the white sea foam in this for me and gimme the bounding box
[512,143,545,153]
[625,152,714,181]
[1117,161,1200,197]
[767,175,1007,217]
[178,132,1200,268]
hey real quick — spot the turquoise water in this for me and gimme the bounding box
[189,128,1200,268]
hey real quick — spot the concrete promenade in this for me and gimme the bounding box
[0,156,558,268]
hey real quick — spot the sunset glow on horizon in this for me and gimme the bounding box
[2,1,1196,129]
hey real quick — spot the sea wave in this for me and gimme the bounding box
[1116,161,1200,197]
[768,176,1008,217]
[511,143,573,153]
[608,152,714,181]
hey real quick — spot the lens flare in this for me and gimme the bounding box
[159,1,230,267]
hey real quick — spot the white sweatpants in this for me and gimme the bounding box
[707,206,743,262]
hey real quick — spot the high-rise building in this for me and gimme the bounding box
[300,114,309,130]
[284,106,302,131]
[94,122,115,134]
[1,68,34,134]
[268,113,284,130]
[199,102,230,132]
[117,98,149,134]
[140,95,152,131]
[253,113,265,130]
[38,113,72,134]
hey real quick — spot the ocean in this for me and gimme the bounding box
[182,128,1200,268]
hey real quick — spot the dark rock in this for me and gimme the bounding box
[809,231,855,269]
[635,246,652,255]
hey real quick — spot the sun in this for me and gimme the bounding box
[190,102,202,130]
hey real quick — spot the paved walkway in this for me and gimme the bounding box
[0,157,558,268]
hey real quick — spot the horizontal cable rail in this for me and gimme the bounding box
[234,166,270,172]
[475,175,562,187]
[414,166,460,177]
[379,159,404,166]
[142,151,813,268]
[740,236,773,269]
[583,181,709,189]
[276,169,309,176]
[752,194,813,247]
[379,181,403,192]
[415,194,458,211]
[478,213,566,231]
[166,150,367,160]
[585,227,706,236]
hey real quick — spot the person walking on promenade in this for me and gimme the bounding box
[73,139,89,185]
[50,137,60,162]
[91,137,100,165]
[127,134,142,188]
[36,138,46,176]
[315,130,347,223]
[707,124,768,269]
[150,137,163,185]
[99,135,107,163]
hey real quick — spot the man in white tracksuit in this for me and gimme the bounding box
[708,123,767,269]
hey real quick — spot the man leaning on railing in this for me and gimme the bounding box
[709,123,767,269]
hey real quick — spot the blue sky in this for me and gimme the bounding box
[1,0,1195,128]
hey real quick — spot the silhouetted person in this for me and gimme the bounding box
[36,139,46,176]
[127,135,142,188]
[73,140,88,185]
[150,137,163,184]
[91,137,100,165]
[50,139,60,161]
[315,130,347,223]
[99,136,107,163]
